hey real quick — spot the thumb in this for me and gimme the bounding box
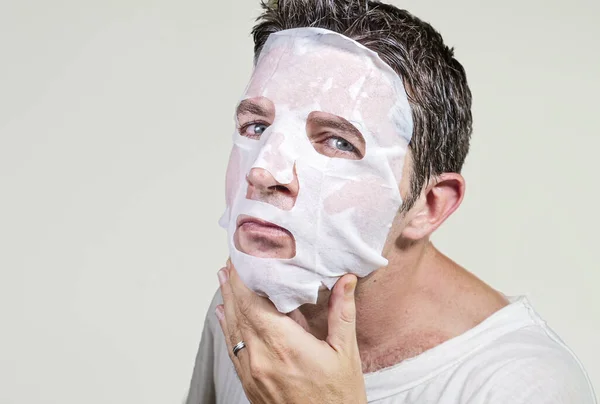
[326,274,359,353]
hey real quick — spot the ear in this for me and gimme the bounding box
[401,173,465,240]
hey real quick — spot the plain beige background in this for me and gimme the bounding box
[1,0,598,403]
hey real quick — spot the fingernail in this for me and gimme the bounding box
[215,305,224,320]
[226,259,231,269]
[217,268,228,285]
[344,279,357,296]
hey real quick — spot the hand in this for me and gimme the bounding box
[215,261,367,404]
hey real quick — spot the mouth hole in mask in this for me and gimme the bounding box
[233,214,296,259]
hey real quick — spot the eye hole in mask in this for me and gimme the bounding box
[306,111,365,160]
[236,97,365,161]
[236,96,276,139]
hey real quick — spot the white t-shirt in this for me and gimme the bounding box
[186,290,597,404]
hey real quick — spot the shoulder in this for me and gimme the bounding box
[185,288,225,404]
[458,324,596,403]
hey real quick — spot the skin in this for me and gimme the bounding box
[217,263,364,403]
[215,149,509,402]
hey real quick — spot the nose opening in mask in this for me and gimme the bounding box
[245,166,300,211]
[233,214,297,259]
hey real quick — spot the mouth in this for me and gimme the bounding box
[234,215,296,258]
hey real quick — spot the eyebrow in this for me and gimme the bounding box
[236,99,271,118]
[310,115,366,149]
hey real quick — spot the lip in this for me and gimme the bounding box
[236,215,290,236]
[234,214,296,258]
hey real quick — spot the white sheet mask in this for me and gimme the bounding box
[219,27,413,313]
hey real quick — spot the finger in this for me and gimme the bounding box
[218,266,233,308]
[326,274,359,353]
[227,262,301,354]
[218,266,245,350]
[215,304,233,352]
[215,304,246,372]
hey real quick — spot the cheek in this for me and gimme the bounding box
[323,178,395,215]
[225,146,243,206]
[323,177,400,245]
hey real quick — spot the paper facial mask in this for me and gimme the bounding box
[219,27,413,313]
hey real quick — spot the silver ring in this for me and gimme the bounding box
[232,340,246,357]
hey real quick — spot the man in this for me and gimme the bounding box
[186,0,596,403]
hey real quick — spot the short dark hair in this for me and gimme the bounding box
[252,0,473,212]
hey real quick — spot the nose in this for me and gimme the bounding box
[245,166,299,210]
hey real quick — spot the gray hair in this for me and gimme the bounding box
[252,0,473,212]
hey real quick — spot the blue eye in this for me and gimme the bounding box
[327,137,356,152]
[240,122,268,139]
[253,124,267,135]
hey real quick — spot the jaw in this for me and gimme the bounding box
[284,236,432,346]
[287,286,332,340]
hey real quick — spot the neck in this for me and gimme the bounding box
[288,240,508,373]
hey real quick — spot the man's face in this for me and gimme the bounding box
[220,28,413,313]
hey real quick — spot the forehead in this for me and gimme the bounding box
[244,33,403,128]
